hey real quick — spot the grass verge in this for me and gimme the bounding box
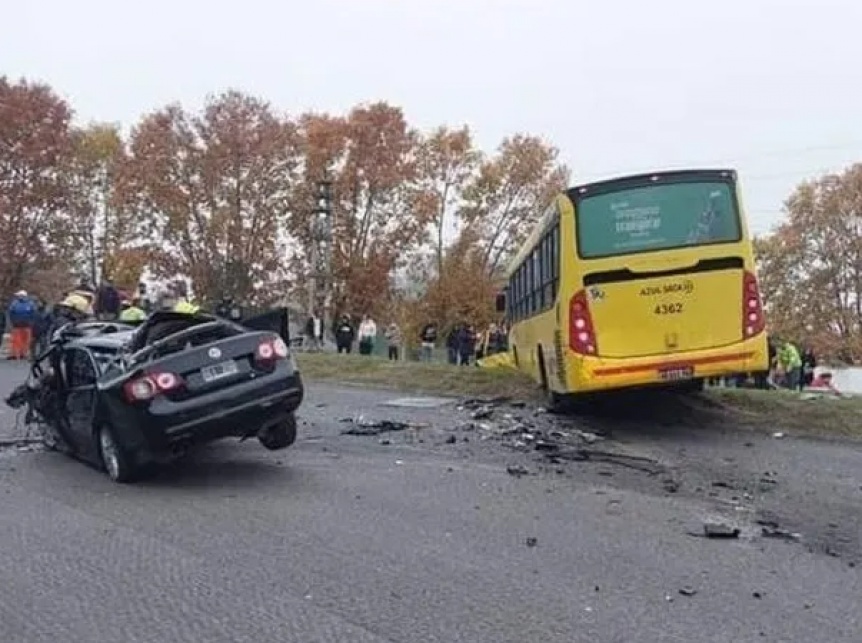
[296,353,862,439]
[296,353,540,400]
[705,387,862,439]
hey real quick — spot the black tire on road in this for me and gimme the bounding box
[537,348,566,413]
[258,414,298,451]
[97,424,138,483]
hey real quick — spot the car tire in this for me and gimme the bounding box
[258,414,298,451]
[97,424,138,483]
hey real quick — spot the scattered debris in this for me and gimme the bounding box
[772,432,785,439]
[759,472,778,485]
[679,586,697,597]
[703,522,741,539]
[760,526,801,541]
[712,481,734,489]
[506,465,531,478]
[547,448,664,474]
[445,435,457,444]
[663,479,680,493]
[753,591,763,599]
[341,418,426,436]
[525,537,538,547]
[471,407,494,420]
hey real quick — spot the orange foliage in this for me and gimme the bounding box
[119,91,301,305]
[756,164,862,362]
[0,77,75,299]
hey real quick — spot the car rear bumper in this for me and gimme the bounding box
[111,370,304,456]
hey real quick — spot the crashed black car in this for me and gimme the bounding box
[5,308,304,483]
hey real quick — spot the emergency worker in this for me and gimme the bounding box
[119,298,147,322]
[173,300,201,314]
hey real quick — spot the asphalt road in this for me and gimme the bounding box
[0,360,860,643]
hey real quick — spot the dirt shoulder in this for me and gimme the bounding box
[296,353,862,440]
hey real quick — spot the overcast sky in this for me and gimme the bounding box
[4,0,861,236]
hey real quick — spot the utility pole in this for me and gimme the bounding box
[308,174,334,342]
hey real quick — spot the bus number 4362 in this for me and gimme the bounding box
[654,303,683,315]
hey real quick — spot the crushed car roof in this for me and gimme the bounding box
[69,331,135,350]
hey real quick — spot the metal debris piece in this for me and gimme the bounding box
[506,465,531,477]
[341,419,423,436]
[546,448,664,474]
[703,523,741,539]
[679,587,697,597]
[525,537,538,547]
[471,407,494,420]
[761,526,801,541]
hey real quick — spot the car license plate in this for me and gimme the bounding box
[201,360,238,382]
[659,366,694,381]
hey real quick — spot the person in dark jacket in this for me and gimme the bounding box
[96,278,120,320]
[31,300,53,360]
[333,314,355,354]
[457,324,477,366]
[446,324,460,365]
[801,347,817,388]
[215,295,243,322]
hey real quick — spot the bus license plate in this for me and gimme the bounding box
[201,360,238,382]
[659,366,694,381]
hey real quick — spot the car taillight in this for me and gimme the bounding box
[569,290,597,355]
[123,371,182,402]
[255,337,289,366]
[742,270,766,338]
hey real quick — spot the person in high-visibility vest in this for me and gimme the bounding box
[118,298,147,322]
[173,299,200,315]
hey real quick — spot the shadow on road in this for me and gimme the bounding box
[559,389,733,441]
[141,448,296,489]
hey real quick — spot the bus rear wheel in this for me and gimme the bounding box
[537,348,565,413]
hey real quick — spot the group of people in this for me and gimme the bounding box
[713,337,841,395]
[768,338,840,394]
[1,278,160,362]
[307,312,508,365]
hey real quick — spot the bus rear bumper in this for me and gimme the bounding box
[569,335,770,393]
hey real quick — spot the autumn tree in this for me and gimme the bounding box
[296,103,428,319]
[0,77,75,298]
[66,122,149,290]
[459,134,569,277]
[120,90,301,305]
[756,164,862,362]
[413,125,480,277]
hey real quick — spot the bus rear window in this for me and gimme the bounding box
[575,181,741,258]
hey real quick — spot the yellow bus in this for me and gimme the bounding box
[499,168,769,404]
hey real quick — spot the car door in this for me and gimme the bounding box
[242,307,290,345]
[64,347,100,460]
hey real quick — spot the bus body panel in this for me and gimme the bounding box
[585,264,744,358]
[505,169,769,397]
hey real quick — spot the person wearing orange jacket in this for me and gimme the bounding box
[6,290,37,360]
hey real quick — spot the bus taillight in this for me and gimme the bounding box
[742,270,766,338]
[569,290,597,355]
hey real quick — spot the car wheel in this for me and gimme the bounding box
[258,414,297,451]
[97,424,137,483]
